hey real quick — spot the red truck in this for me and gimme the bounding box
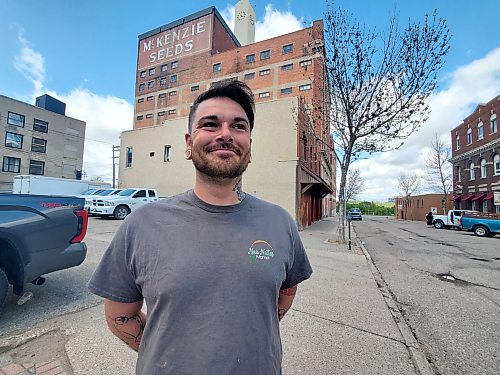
[0,194,88,311]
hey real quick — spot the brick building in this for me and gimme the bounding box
[395,194,454,221]
[450,95,500,213]
[0,94,86,192]
[119,4,335,229]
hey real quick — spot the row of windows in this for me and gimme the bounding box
[258,84,312,98]
[6,112,49,133]
[4,131,47,153]
[137,109,176,120]
[455,114,497,150]
[125,145,172,167]
[216,59,313,76]
[139,61,178,78]
[139,75,178,91]
[243,43,294,65]
[2,156,45,175]
[456,154,500,181]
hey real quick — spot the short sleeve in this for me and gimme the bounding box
[88,220,143,303]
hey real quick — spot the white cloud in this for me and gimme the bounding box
[355,47,500,202]
[13,32,46,97]
[220,3,304,42]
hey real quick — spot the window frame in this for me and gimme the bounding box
[244,72,255,80]
[33,118,49,133]
[136,115,144,120]
[494,154,500,175]
[491,114,497,133]
[245,54,255,64]
[480,158,487,178]
[456,165,461,182]
[7,111,25,127]
[478,122,484,140]
[259,69,270,76]
[171,61,178,69]
[5,131,24,149]
[466,128,472,144]
[139,83,145,92]
[2,156,21,173]
[281,87,293,95]
[299,84,312,91]
[161,64,168,72]
[168,91,177,96]
[282,43,293,54]
[300,59,312,68]
[469,161,475,180]
[212,63,222,73]
[29,160,45,175]
[281,63,293,72]
[260,50,270,60]
[140,71,146,78]
[455,134,460,150]
[170,75,178,83]
[258,92,270,98]
[191,85,200,92]
[149,68,155,76]
[167,109,176,115]
[31,137,47,153]
[126,147,133,168]
[164,145,171,162]
[147,81,154,89]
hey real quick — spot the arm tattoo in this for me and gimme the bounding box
[280,286,297,296]
[232,179,245,202]
[112,314,144,345]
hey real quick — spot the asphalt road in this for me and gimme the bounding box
[353,216,500,375]
[0,217,120,335]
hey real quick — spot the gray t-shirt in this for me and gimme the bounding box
[88,190,312,374]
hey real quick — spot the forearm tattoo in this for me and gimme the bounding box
[111,314,144,346]
[280,286,297,296]
[233,179,245,202]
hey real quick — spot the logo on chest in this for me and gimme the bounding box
[247,240,275,267]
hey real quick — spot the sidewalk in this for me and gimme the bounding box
[0,217,430,374]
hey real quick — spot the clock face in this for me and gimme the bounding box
[249,14,255,26]
[236,11,246,21]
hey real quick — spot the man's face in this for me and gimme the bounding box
[185,97,252,180]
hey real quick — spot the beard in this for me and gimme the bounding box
[191,142,251,180]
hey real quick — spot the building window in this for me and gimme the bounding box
[466,128,472,144]
[260,50,270,60]
[281,87,293,95]
[300,59,312,68]
[246,54,255,64]
[161,64,168,72]
[478,122,484,140]
[31,137,47,153]
[213,63,222,72]
[491,114,497,133]
[139,83,145,92]
[159,93,167,99]
[158,111,165,117]
[456,166,461,182]
[33,119,48,133]
[494,154,500,175]
[169,91,177,96]
[140,71,146,78]
[148,81,154,89]
[136,115,143,120]
[137,98,144,103]
[244,72,255,80]
[469,161,475,180]
[282,43,293,54]
[5,132,23,149]
[191,85,200,92]
[299,84,312,91]
[164,145,171,162]
[168,109,176,115]
[171,61,178,69]
[147,96,154,101]
[29,160,45,175]
[149,68,155,76]
[146,114,153,119]
[480,158,487,178]
[126,147,133,167]
[7,112,25,127]
[259,92,270,98]
[170,75,178,83]
[281,63,293,71]
[160,77,167,86]
[259,69,270,76]
[2,156,21,173]
[456,134,460,150]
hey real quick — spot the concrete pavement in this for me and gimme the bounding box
[0,217,431,374]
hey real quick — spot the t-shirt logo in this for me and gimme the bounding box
[248,240,275,267]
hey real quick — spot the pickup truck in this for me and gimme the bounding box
[89,188,159,220]
[0,194,88,311]
[461,212,500,237]
[432,209,478,230]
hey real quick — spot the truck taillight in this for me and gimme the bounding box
[71,209,88,243]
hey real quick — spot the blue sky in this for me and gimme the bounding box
[1,1,499,200]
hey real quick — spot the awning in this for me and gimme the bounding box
[483,194,494,200]
[453,195,462,201]
[461,194,475,201]
[472,193,487,201]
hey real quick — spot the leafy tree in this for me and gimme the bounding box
[320,2,451,240]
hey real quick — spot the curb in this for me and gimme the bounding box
[0,327,56,354]
[355,236,435,375]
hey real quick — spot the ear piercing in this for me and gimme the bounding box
[185,149,192,159]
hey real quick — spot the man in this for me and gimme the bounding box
[88,81,313,374]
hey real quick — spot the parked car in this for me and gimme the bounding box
[347,208,362,221]
[461,212,500,237]
[432,209,477,230]
[90,188,159,220]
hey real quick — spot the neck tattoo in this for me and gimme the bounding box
[233,180,245,202]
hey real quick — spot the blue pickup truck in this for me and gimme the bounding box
[461,212,500,237]
[0,194,88,311]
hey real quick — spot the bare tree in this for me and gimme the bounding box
[424,133,452,198]
[398,173,421,219]
[320,2,451,240]
[345,168,365,202]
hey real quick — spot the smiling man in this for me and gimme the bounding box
[88,81,313,374]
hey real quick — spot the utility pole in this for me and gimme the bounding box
[112,145,120,188]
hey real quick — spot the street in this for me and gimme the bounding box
[353,216,500,375]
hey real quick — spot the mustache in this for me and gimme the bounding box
[204,143,241,155]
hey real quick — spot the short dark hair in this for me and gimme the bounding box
[188,80,255,133]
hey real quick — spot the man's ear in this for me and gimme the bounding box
[185,133,192,160]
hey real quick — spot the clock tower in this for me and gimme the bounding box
[234,0,255,45]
